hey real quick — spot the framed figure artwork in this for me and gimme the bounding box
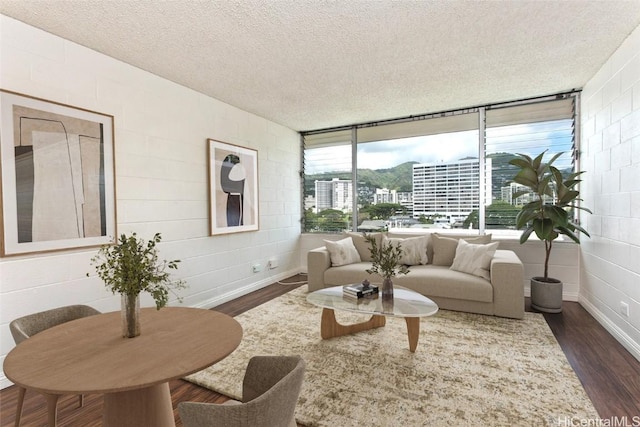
[0,90,116,256]
[208,139,259,235]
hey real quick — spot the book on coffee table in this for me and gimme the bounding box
[343,291,379,300]
[343,284,379,298]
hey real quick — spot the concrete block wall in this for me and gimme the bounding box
[0,15,301,388]
[580,23,640,360]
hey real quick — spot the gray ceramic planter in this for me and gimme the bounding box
[530,277,563,313]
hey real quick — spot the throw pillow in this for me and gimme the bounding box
[344,232,383,262]
[324,237,362,266]
[382,235,429,265]
[431,233,492,266]
[450,239,500,280]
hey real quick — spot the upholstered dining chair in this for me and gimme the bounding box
[9,304,101,427]
[179,355,306,427]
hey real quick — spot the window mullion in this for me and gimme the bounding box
[351,127,358,231]
[478,107,486,235]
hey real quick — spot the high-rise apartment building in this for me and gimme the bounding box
[374,188,395,204]
[374,188,413,214]
[412,158,492,222]
[374,188,412,203]
[501,182,532,206]
[396,191,413,213]
[314,178,353,213]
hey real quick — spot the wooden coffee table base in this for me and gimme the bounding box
[320,308,421,352]
[405,317,420,353]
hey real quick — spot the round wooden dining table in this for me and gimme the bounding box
[3,307,243,427]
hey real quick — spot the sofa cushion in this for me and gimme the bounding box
[324,237,361,266]
[386,232,488,265]
[324,262,378,285]
[431,233,492,266]
[450,240,499,280]
[395,266,493,303]
[323,263,493,303]
[344,232,383,262]
[383,235,429,265]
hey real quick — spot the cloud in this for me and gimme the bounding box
[485,120,573,169]
[357,131,479,169]
[305,120,573,173]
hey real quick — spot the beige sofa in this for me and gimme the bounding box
[307,231,525,319]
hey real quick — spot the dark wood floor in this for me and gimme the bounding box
[2,275,639,426]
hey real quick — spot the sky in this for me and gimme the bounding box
[305,121,574,174]
[357,131,478,170]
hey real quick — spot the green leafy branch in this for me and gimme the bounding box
[89,232,187,309]
[363,233,409,279]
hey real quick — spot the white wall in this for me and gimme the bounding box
[0,15,301,388]
[580,23,640,361]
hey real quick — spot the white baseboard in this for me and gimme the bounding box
[579,296,640,363]
[189,267,304,310]
[0,375,10,390]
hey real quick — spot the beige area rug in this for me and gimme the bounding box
[185,286,598,426]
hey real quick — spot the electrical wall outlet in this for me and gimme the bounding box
[620,301,629,317]
[268,257,278,269]
[252,264,262,273]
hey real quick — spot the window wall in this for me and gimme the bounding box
[301,93,578,235]
[358,130,480,230]
[483,96,576,231]
[302,130,353,232]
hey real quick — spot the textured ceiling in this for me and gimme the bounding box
[1,1,640,131]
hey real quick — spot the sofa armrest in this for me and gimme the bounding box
[490,250,525,319]
[307,247,332,292]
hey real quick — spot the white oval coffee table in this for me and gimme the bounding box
[306,285,438,352]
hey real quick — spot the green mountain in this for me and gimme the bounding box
[304,161,417,196]
[357,161,417,192]
[487,152,519,198]
[305,154,567,202]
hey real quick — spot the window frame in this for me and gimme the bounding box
[301,91,580,236]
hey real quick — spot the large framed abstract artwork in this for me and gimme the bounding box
[0,90,116,256]
[208,139,259,235]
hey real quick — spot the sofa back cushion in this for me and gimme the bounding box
[450,239,499,280]
[342,231,492,266]
[386,231,491,265]
[324,237,361,266]
[431,233,492,266]
[344,232,383,262]
[382,235,429,265]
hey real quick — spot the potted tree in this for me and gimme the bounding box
[509,151,591,313]
[89,232,187,337]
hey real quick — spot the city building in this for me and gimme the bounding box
[501,182,531,206]
[412,158,492,223]
[314,178,353,213]
[373,188,413,213]
[373,188,395,204]
[396,192,413,213]
[501,182,554,206]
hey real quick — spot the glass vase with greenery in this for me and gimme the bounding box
[363,233,409,300]
[89,232,187,337]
